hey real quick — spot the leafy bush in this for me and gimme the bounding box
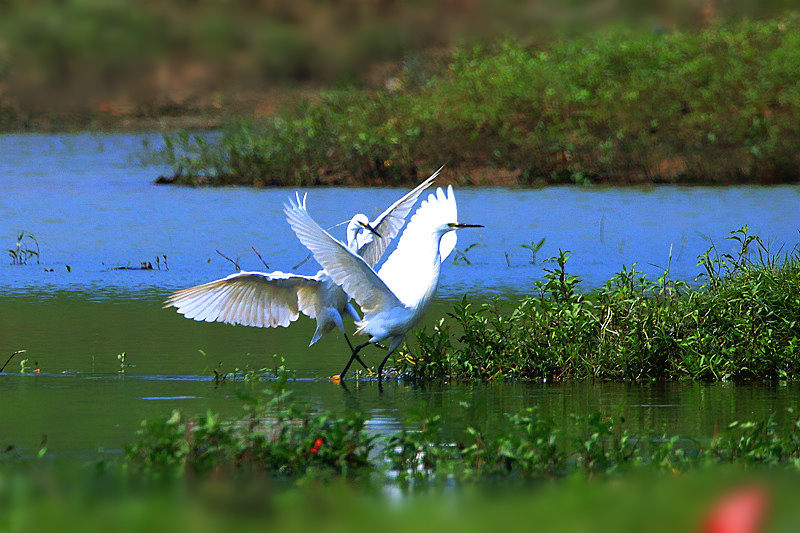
[397,227,800,382]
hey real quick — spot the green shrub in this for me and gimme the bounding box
[398,227,800,382]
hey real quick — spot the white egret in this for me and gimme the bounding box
[285,185,482,380]
[163,168,442,363]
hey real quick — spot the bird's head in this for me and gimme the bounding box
[346,214,382,249]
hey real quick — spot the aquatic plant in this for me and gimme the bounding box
[398,227,800,382]
[385,408,800,489]
[109,255,168,270]
[520,238,546,265]
[7,231,39,265]
[453,243,479,266]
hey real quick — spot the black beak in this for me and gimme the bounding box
[453,223,484,228]
[364,223,383,238]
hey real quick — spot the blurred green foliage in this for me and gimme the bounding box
[158,12,800,185]
[4,386,800,489]
[3,385,800,531]
[125,388,375,481]
[401,227,800,381]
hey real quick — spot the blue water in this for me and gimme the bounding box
[2,132,799,300]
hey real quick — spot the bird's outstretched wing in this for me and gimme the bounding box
[284,194,402,315]
[164,271,320,328]
[378,185,458,305]
[359,165,443,267]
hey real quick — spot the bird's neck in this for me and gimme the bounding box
[410,230,446,312]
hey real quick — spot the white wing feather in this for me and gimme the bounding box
[359,166,443,267]
[284,194,402,314]
[377,185,457,305]
[164,271,321,328]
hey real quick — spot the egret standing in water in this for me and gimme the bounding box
[164,168,442,361]
[285,185,482,380]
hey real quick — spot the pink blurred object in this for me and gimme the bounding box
[703,486,769,533]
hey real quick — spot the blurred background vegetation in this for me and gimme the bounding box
[2,0,800,184]
[0,0,794,129]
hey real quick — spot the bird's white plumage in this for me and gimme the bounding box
[286,184,459,323]
[165,271,319,328]
[285,193,402,314]
[358,166,443,268]
[377,185,457,305]
[285,183,480,378]
[165,171,438,347]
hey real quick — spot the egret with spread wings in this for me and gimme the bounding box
[164,167,442,361]
[285,185,482,380]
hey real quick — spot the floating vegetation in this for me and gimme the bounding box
[125,389,375,481]
[399,227,800,382]
[202,354,294,385]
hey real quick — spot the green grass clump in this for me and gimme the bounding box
[159,12,800,186]
[399,227,800,382]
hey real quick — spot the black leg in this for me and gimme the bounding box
[339,342,372,380]
[377,352,394,381]
[342,333,369,371]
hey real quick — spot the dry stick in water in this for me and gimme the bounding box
[215,249,241,271]
[292,253,312,270]
[1,350,26,373]
[251,246,269,269]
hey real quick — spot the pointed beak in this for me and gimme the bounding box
[452,223,484,229]
[362,222,383,239]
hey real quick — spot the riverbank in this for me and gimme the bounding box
[152,13,800,187]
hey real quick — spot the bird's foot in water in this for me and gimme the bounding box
[329,367,378,383]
